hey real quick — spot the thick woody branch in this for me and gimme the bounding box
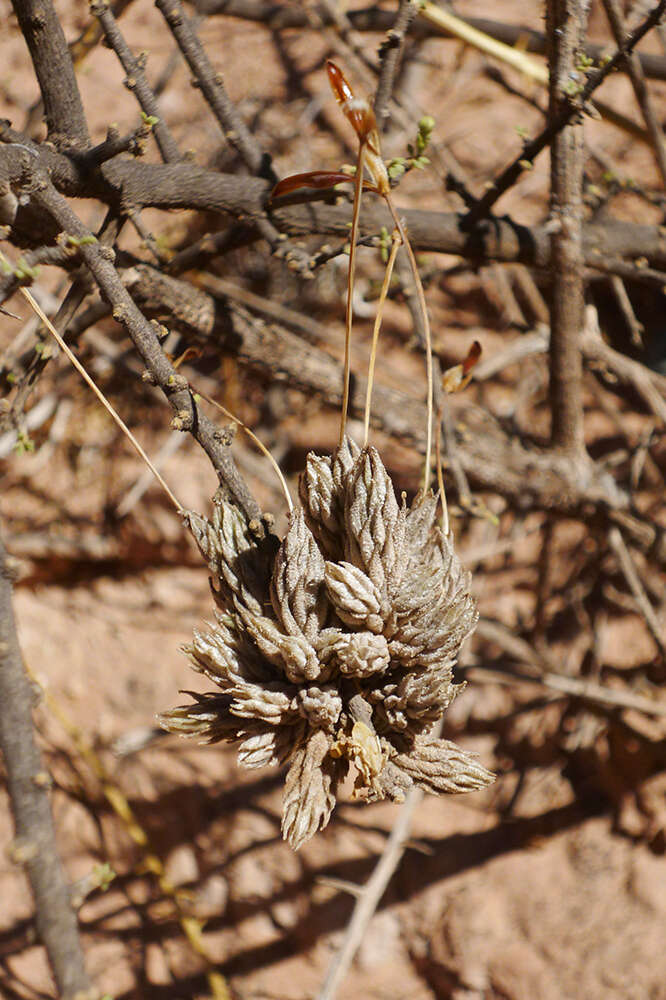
[10,0,90,148]
[4,143,666,273]
[546,0,589,458]
[0,532,93,999]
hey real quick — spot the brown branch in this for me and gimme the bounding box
[0,530,93,999]
[373,0,419,132]
[546,0,589,458]
[5,140,666,272]
[15,164,261,520]
[155,0,272,179]
[582,307,666,426]
[608,527,666,664]
[10,0,90,149]
[190,3,666,82]
[90,0,182,163]
[465,0,666,223]
[601,0,666,188]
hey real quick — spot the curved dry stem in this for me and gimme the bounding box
[363,229,402,446]
[340,143,367,447]
[18,285,183,514]
[195,388,294,512]
[385,197,434,491]
[434,404,449,536]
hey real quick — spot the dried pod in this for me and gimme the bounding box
[160,441,494,848]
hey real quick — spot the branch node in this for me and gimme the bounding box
[171,409,193,430]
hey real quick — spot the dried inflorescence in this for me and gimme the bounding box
[160,440,494,848]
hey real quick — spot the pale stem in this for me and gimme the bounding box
[363,230,402,446]
[339,142,366,447]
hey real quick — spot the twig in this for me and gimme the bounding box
[474,618,666,716]
[73,122,153,169]
[90,0,182,163]
[0,530,93,999]
[20,168,261,520]
[317,786,423,1000]
[601,0,666,187]
[608,527,666,662]
[464,0,666,223]
[608,275,644,347]
[419,2,646,145]
[10,0,90,148]
[373,0,419,132]
[155,0,270,177]
[546,0,589,460]
[18,283,183,510]
[188,1,666,82]
[582,306,666,426]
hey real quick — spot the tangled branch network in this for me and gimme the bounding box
[161,440,494,848]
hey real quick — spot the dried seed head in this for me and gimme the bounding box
[160,441,494,849]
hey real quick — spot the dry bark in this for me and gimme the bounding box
[0,531,94,999]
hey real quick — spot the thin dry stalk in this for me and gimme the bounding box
[18,284,183,513]
[340,142,367,446]
[317,786,423,1000]
[363,229,401,445]
[601,0,666,186]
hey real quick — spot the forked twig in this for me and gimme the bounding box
[91,0,181,163]
[608,527,666,663]
[465,0,666,222]
[317,786,423,1000]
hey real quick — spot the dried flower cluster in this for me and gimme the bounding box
[160,440,494,848]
